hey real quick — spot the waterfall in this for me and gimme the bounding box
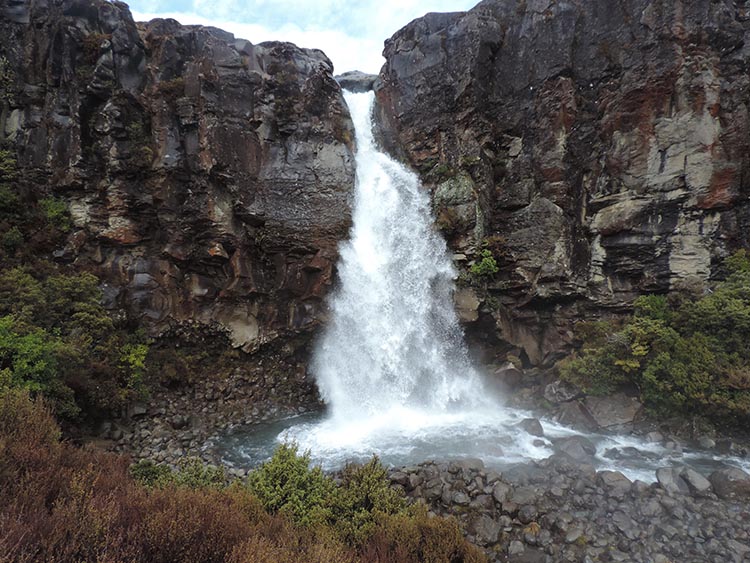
[312,91,486,421]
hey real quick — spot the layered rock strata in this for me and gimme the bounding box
[1,0,355,352]
[376,0,750,365]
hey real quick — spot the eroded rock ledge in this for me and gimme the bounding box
[375,0,750,366]
[1,0,355,352]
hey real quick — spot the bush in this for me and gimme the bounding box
[0,267,150,420]
[1,225,23,251]
[360,504,486,563]
[469,249,499,279]
[0,391,487,563]
[39,197,72,232]
[246,443,335,526]
[560,251,750,424]
[329,456,407,545]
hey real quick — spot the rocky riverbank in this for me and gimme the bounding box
[98,353,321,470]
[388,457,750,563]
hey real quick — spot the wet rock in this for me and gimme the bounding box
[491,362,523,392]
[544,380,580,404]
[517,418,544,437]
[553,401,599,432]
[646,431,665,444]
[335,70,378,92]
[709,468,750,501]
[656,467,690,495]
[554,436,596,463]
[584,394,642,430]
[698,436,717,449]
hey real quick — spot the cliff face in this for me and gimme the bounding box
[375,0,750,366]
[0,0,355,352]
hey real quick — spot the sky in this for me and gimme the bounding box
[129,0,479,74]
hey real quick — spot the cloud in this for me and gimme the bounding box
[128,0,479,74]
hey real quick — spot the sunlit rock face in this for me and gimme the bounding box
[375,0,750,365]
[1,0,355,352]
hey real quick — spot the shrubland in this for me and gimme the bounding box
[560,251,750,425]
[0,387,486,563]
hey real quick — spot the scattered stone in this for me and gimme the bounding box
[518,504,538,524]
[471,515,501,545]
[508,540,525,556]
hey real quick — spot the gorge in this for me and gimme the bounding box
[2,0,750,562]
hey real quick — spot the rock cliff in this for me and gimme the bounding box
[0,0,355,353]
[376,0,750,366]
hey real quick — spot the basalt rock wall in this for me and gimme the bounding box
[375,0,750,366]
[0,0,355,353]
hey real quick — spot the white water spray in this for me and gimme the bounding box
[312,91,486,420]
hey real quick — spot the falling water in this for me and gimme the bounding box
[216,91,750,481]
[312,91,486,420]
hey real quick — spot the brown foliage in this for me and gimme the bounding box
[0,389,486,563]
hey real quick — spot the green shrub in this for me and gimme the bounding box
[561,251,750,424]
[131,457,226,489]
[246,443,334,526]
[329,456,407,545]
[39,197,72,232]
[469,249,499,279]
[2,226,23,251]
[0,267,150,420]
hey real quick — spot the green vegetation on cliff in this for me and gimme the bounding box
[560,251,750,424]
[0,145,150,422]
[0,388,485,563]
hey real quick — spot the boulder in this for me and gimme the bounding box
[656,467,690,495]
[335,70,378,92]
[584,393,642,430]
[544,380,580,404]
[709,468,750,501]
[517,418,544,437]
[554,436,597,463]
[553,401,599,432]
[680,468,712,497]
